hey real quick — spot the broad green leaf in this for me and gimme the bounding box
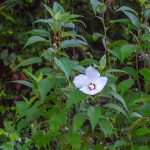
[122,66,138,80]
[23,36,48,48]
[9,131,20,142]
[117,79,134,95]
[49,113,67,131]
[110,92,128,111]
[105,69,127,74]
[129,117,146,133]
[140,68,150,82]
[144,9,150,19]
[15,101,29,117]
[94,144,104,150]
[136,146,150,150]
[25,29,50,37]
[11,80,33,88]
[17,119,29,132]
[114,140,127,149]
[53,2,64,14]
[140,103,150,117]
[73,113,86,133]
[99,54,106,70]
[35,18,53,24]
[110,19,131,25]
[35,67,52,76]
[67,89,86,108]
[32,131,51,148]
[15,57,42,69]
[26,101,42,121]
[0,129,5,135]
[62,31,86,41]
[43,4,55,18]
[90,0,106,15]
[61,39,87,48]
[116,6,140,28]
[120,44,136,63]
[87,106,101,131]
[54,57,72,79]
[103,103,127,117]
[27,72,39,83]
[92,32,103,41]
[38,78,54,100]
[136,127,150,136]
[140,33,150,41]
[99,119,112,137]
[123,11,140,29]
[62,31,77,38]
[116,6,137,14]
[79,59,99,66]
[139,0,149,6]
[134,96,150,103]
[67,133,81,149]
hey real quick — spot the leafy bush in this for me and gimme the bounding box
[0,0,150,149]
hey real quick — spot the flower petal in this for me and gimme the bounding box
[85,66,100,80]
[73,74,90,88]
[79,86,94,95]
[94,77,108,93]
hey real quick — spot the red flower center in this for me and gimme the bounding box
[88,83,96,90]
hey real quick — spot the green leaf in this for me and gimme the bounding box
[144,9,150,19]
[140,33,150,41]
[140,68,150,82]
[38,78,54,100]
[105,69,127,74]
[15,57,42,69]
[123,11,140,29]
[120,44,136,63]
[67,89,86,108]
[136,127,150,136]
[90,0,106,15]
[32,131,51,148]
[117,79,134,95]
[67,133,81,149]
[49,113,67,131]
[116,6,137,14]
[92,32,103,41]
[73,113,86,133]
[103,103,127,117]
[54,57,72,79]
[110,92,128,111]
[43,4,55,18]
[61,39,87,48]
[94,144,104,150]
[10,80,33,88]
[15,101,29,117]
[129,117,146,133]
[116,6,140,28]
[23,36,48,48]
[0,129,5,135]
[25,29,50,37]
[17,119,29,132]
[53,2,64,14]
[110,19,131,25]
[114,140,127,149]
[87,106,101,131]
[99,119,112,137]
[79,59,99,66]
[122,67,138,80]
[99,54,106,70]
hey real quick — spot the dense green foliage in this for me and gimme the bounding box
[0,0,150,149]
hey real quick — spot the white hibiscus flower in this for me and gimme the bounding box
[73,66,108,95]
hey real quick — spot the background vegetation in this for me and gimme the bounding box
[0,0,150,149]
